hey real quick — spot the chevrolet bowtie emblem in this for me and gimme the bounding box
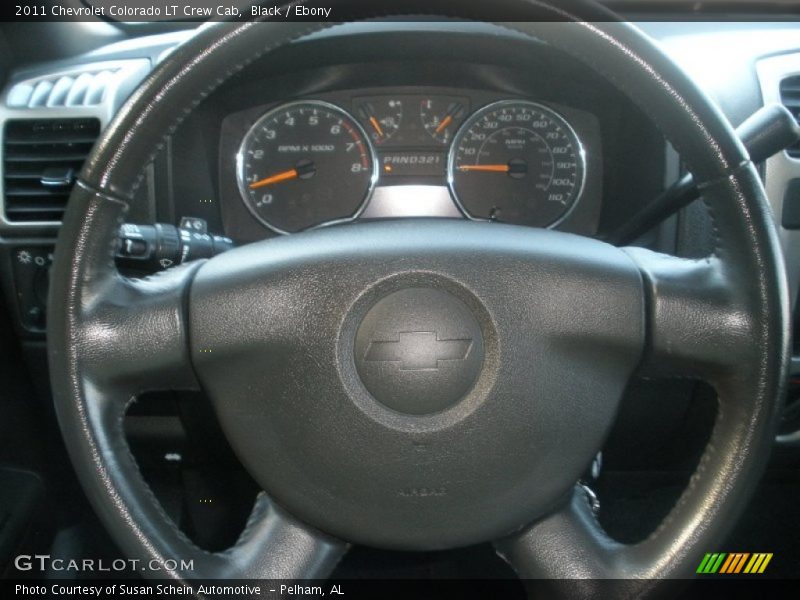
[364,331,473,371]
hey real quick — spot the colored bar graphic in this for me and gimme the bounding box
[719,553,749,573]
[696,554,713,573]
[733,553,750,573]
[697,553,727,574]
[697,552,773,574]
[711,554,726,573]
[719,554,735,573]
[743,553,773,574]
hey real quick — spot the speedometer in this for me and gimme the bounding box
[448,100,585,228]
[237,100,377,234]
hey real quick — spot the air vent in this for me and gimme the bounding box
[3,118,100,222]
[780,75,800,158]
[8,68,120,109]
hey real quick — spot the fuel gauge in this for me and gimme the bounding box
[358,98,403,145]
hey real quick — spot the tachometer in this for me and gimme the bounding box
[448,100,585,227]
[237,100,377,234]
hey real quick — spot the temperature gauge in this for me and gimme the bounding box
[420,97,467,144]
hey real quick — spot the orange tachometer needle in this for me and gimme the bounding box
[369,116,385,138]
[435,114,453,134]
[248,168,299,189]
[458,164,510,173]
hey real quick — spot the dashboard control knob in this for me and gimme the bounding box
[116,218,234,272]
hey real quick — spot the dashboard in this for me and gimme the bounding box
[220,88,601,235]
[165,26,667,247]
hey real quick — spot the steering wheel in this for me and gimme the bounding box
[48,0,789,596]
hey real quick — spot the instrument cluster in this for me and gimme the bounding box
[232,89,597,234]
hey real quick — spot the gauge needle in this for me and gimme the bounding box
[249,168,299,189]
[458,164,511,173]
[435,114,453,134]
[369,116,385,138]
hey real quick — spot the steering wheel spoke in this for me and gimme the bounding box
[623,248,751,382]
[494,485,705,597]
[146,491,347,581]
[213,493,348,580]
[50,185,201,399]
[70,405,346,581]
[495,486,624,583]
[80,264,202,395]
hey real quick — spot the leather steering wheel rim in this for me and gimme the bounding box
[47,0,790,595]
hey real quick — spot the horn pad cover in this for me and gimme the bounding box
[189,220,644,550]
[354,288,485,415]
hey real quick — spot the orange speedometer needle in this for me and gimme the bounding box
[369,116,385,138]
[458,164,510,173]
[435,114,453,134]
[248,168,298,189]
